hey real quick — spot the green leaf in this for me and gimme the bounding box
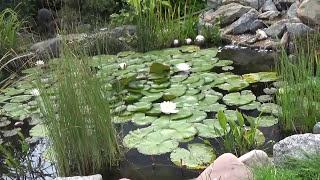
[150,63,170,73]
[123,127,154,149]
[169,109,193,120]
[195,119,230,138]
[236,110,245,127]
[223,90,256,106]
[131,113,157,126]
[29,124,48,137]
[217,110,227,130]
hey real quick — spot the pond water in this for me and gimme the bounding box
[0,46,281,180]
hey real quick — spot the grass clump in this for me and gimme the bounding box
[276,30,320,132]
[37,48,120,176]
[254,154,320,180]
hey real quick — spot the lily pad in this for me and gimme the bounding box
[222,66,234,71]
[145,104,162,116]
[164,84,187,98]
[127,102,152,112]
[256,116,279,127]
[2,128,21,137]
[199,95,221,105]
[242,73,261,83]
[257,95,273,103]
[5,88,25,96]
[170,109,193,120]
[151,116,170,131]
[223,90,256,106]
[140,92,163,102]
[168,121,198,140]
[170,74,188,83]
[172,95,198,107]
[198,103,226,112]
[239,101,261,110]
[216,79,249,92]
[136,130,179,155]
[10,95,32,103]
[258,72,278,82]
[214,60,233,67]
[0,120,11,127]
[263,87,277,95]
[29,124,48,137]
[123,127,154,149]
[257,103,279,116]
[184,110,207,123]
[132,113,157,126]
[170,143,215,169]
[112,115,132,124]
[195,119,230,138]
[0,95,10,103]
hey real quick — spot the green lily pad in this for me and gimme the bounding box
[125,93,142,102]
[263,87,277,95]
[258,72,278,82]
[191,64,214,72]
[216,110,237,121]
[127,102,152,112]
[112,115,132,124]
[256,116,279,127]
[222,66,234,71]
[183,76,200,85]
[132,113,157,126]
[179,45,200,53]
[170,109,193,120]
[145,104,162,116]
[151,82,171,89]
[29,124,48,137]
[188,79,205,88]
[168,121,198,140]
[5,88,25,96]
[239,101,261,110]
[170,74,188,83]
[198,103,227,112]
[129,81,146,89]
[10,95,32,103]
[136,130,179,155]
[257,95,273,103]
[164,84,187,98]
[184,110,207,123]
[0,95,10,103]
[214,60,233,67]
[140,92,163,102]
[242,73,261,83]
[123,127,154,149]
[186,88,200,95]
[170,143,215,169]
[223,90,256,106]
[0,120,11,127]
[2,128,21,137]
[151,116,170,131]
[195,119,230,138]
[216,79,249,92]
[199,95,221,105]
[257,103,279,116]
[172,95,198,107]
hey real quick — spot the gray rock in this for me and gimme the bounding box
[223,9,259,35]
[250,20,267,33]
[285,23,312,36]
[239,150,273,169]
[109,25,137,37]
[55,174,102,180]
[222,0,266,10]
[273,133,320,165]
[256,29,268,40]
[30,37,62,59]
[273,0,298,11]
[208,0,223,9]
[297,0,320,26]
[280,32,289,49]
[287,2,299,20]
[202,3,252,27]
[263,19,289,38]
[261,0,279,12]
[313,122,320,134]
[258,11,281,20]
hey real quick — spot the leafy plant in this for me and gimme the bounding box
[216,110,262,156]
[0,132,49,179]
[276,30,320,132]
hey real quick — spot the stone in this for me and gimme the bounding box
[223,9,259,35]
[313,122,320,134]
[36,8,56,39]
[208,0,223,9]
[285,23,312,36]
[109,25,137,37]
[203,3,252,27]
[249,20,267,33]
[261,0,279,12]
[274,0,298,11]
[258,11,281,20]
[256,29,268,40]
[280,32,289,49]
[239,150,273,169]
[273,133,320,165]
[287,2,299,20]
[297,0,320,26]
[197,153,253,180]
[30,37,62,59]
[55,174,103,180]
[263,19,289,38]
[222,0,266,10]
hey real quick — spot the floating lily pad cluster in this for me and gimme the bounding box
[0,45,280,169]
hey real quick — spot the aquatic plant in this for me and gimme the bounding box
[276,31,320,132]
[35,53,120,176]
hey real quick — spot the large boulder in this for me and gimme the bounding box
[203,3,252,27]
[261,0,279,12]
[108,25,137,38]
[297,0,320,26]
[287,2,300,20]
[239,150,273,169]
[223,9,259,35]
[263,19,289,38]
[258,11,281,20]
[55,174,102,180]
[30,37,62,59]
[273,0,298,10]
[208,0,223,9]
[285,22,313,36]
[313,122,320,134]
[250,20,267,33]
[273,133,320,165]
[197,153,253,180]
[222,0,266,10]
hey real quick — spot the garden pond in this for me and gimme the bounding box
[0,46,281,179]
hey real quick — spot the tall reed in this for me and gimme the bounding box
[36,45,120,176]
[276,30,320,132]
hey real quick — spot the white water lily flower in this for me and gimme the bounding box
[176,63,191,72]
[173,39,179,46]
[35,60,44,66]
[195,35,205,43]
[185,38,192,45]
[30,89,40,96]
[160,101,179,114]
[119,63,127,70]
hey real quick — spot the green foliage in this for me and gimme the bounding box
[36,48,120,175]
[0,132,47,179]
[110,7,137,27]
[254,154,320,180]
[276,31,320,132]
[0,0,38,20]
[216,110,262,156]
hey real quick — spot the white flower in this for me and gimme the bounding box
[185,38,192,45]
[173,39,179,46]
[160,101,179,114]
[195,35,205,43]
[35,60,44,66]
[176,63,191,72]
[30,89,40,96]
[119,63,127,70]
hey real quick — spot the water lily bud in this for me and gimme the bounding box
[119,63,127,70]
[185,38,192,45]
[173,39,179,46]
[195,35,205,45]
[35,60,45,66]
